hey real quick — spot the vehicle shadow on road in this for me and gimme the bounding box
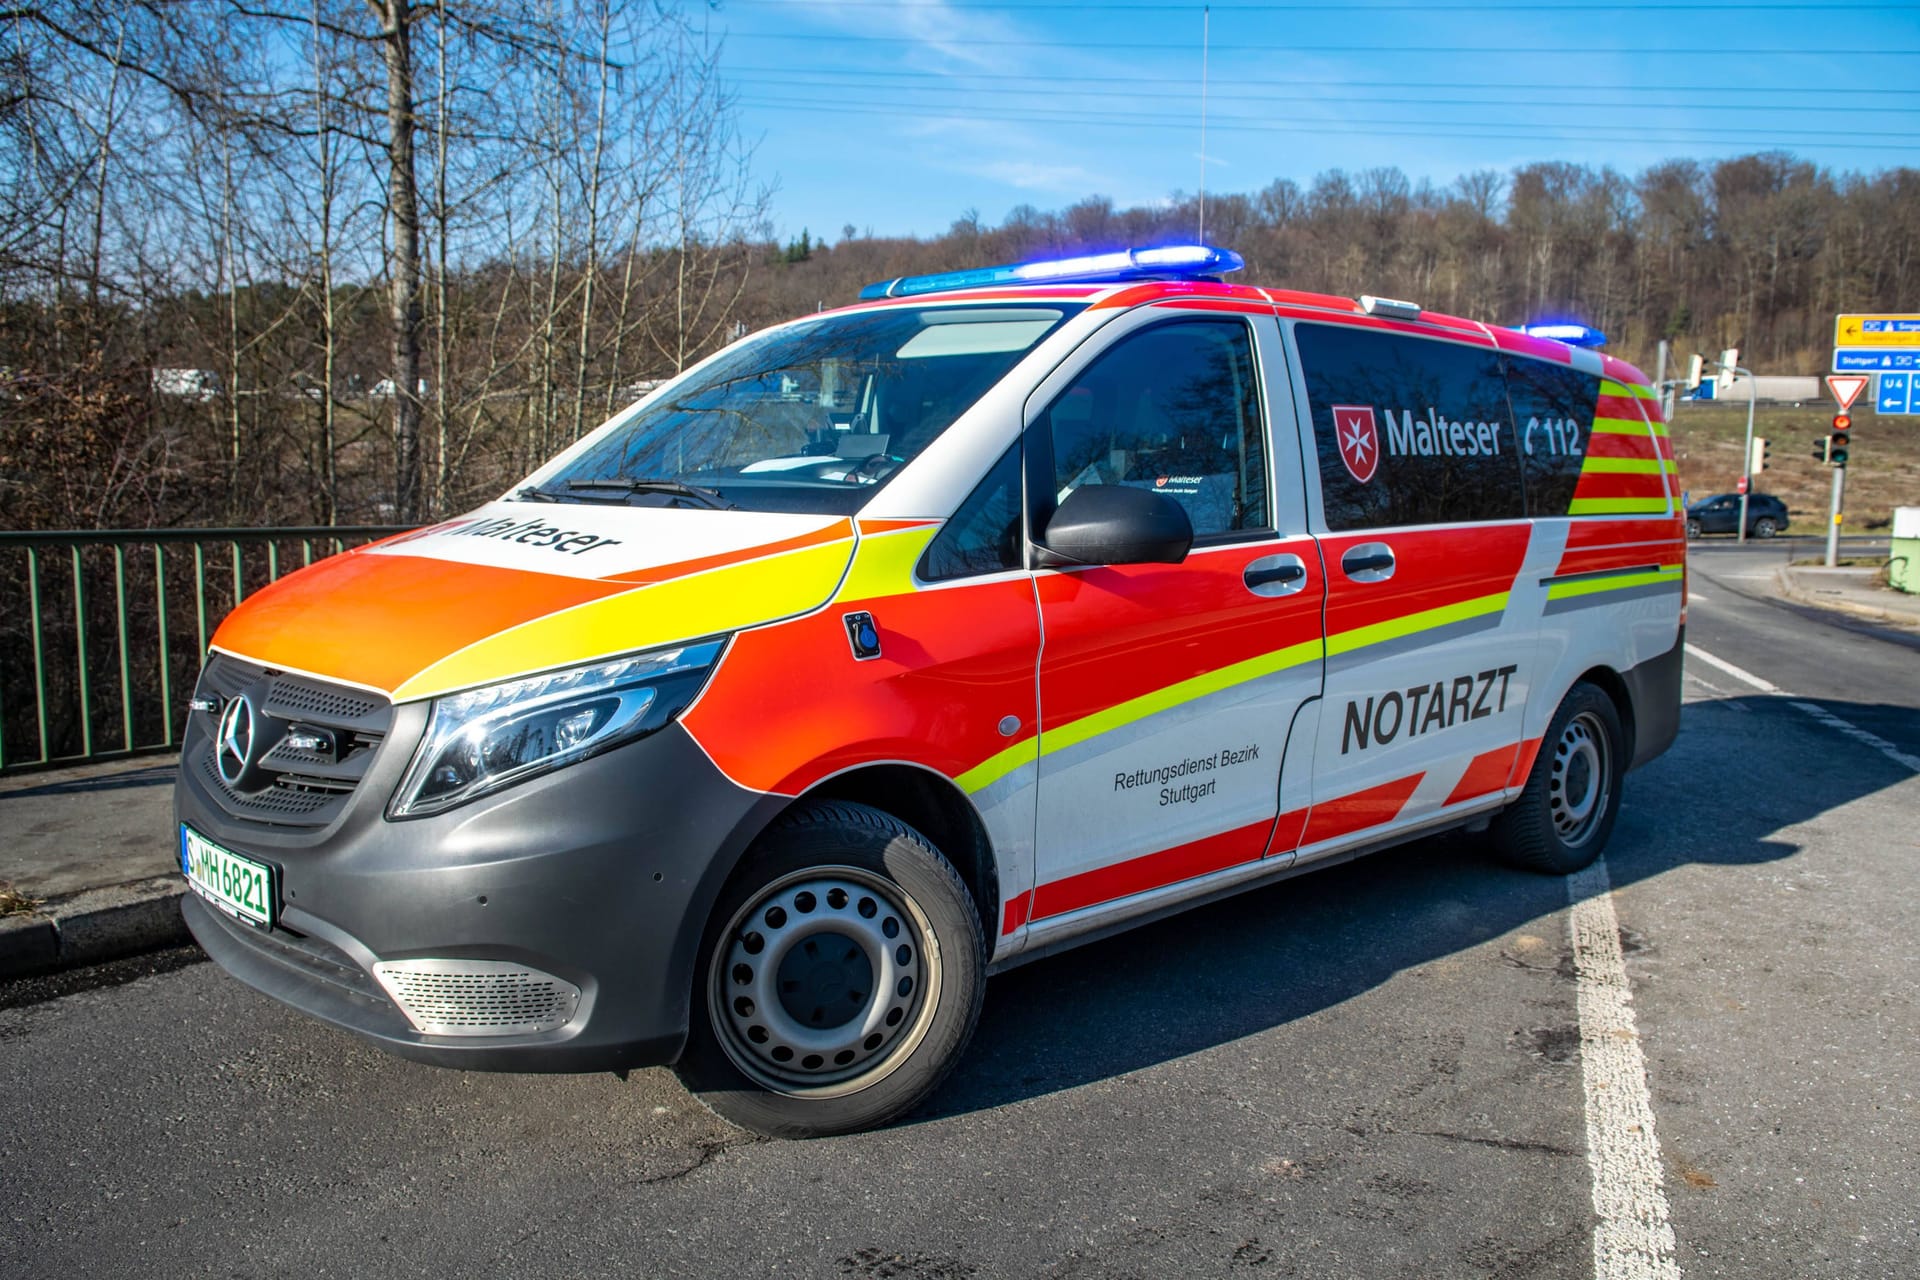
[916,692,1907,1125]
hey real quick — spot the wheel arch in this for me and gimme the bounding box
[1572,662,1637,764]
[795,762,1001,937]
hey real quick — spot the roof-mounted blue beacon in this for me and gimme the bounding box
[860,244,1246,301]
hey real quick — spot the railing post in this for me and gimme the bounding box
[27,547,49,764]
[156,544,174,747]
[194,543,208,658]
[72,545,93,759]
[231,540,244,606]
[114,544,134,752]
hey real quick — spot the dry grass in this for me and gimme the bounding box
[0,882,42,918]
[1667,401,1920,532]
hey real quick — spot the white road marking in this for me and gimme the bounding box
[1685,643,1919,773]
[1686,592,1709,604]
[1568,858,1681,1280]
[1789,701,1920,772]
[1682,643,1779,693]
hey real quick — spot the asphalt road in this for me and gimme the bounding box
[4,562,1916,1279]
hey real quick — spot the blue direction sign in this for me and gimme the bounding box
[1878,372,1916,415]
[1834,349,1920,372]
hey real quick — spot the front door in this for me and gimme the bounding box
[1021,310,1326,933]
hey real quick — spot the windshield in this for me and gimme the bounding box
[536,304,1080,514]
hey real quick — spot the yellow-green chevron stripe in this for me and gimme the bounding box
[1547,565,1683,602]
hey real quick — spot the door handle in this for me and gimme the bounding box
[1341,543,1395,582]
[1243,554,1307,597]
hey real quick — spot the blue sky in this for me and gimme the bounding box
[706,0,1920,242]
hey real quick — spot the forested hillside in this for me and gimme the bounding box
[4,5,1916,530]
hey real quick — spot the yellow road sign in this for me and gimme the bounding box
[1835,314,1920,348]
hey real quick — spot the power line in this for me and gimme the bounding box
[720,32,1920,54]
[722,63,1920,97]
[731,72,1920,114]
[731,95,1920,150]
[727,1,1911,9]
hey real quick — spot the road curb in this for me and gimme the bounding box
[0,876,188,978]
[1773,566,1920,630]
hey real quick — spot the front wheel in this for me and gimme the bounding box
[1489,682,1625,874]
[1685,518,1702,539]
[673,801,986,1138]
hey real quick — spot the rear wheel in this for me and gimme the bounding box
[673,801,986,1138]
[1489,682,1625,874]
[1753,516,1778,538]
[1685,518,1702,539]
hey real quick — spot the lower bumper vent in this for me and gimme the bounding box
[372,959,580,1037]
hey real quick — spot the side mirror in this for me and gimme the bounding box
[1035,484,1193,567]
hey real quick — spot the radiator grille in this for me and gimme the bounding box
[372,959,581,1037]
[190,653,393,829]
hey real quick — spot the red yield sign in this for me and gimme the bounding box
[1826,374,1869,412]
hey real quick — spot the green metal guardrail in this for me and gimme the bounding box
[0,526,409,774]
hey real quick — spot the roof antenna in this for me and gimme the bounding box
[1198,4,1209,243]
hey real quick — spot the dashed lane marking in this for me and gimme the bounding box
[1684,643,1919,773]
[1569,858,1680,1280]
[1789,700,1920,773]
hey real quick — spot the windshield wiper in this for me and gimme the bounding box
[564,477,737,510]
[515,484,562,503]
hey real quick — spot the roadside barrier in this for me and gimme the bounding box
[0,526,408,774]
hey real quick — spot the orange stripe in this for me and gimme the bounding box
[1445,743,1520,806]
[1586,431,1661,460]
[1507,736,1545,788]
[1299,773,1424,847]
[1029,819,1274,921]
[1595,393,1649,420]
[1572,472,1671,500]
[1564,518,1684,549]
[1552,545,1685,577]
[1002,894,1031,935]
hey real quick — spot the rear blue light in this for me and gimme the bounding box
[1517,321,1608,349]
[860,244,1245,301]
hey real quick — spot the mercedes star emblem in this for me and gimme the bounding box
[216,695,256,787]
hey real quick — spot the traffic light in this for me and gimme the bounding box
[1811,435,1830,462]
[1748,436,1770,473]
[1829,414,1851,467]
[1685,354,1705,391]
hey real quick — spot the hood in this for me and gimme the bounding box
[210,502,858,702]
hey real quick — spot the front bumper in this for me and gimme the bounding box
[178,716,781,1072]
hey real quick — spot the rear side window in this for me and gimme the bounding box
[1503,355,1601,517]
[1040,318,1269,539]
[1294,324,1524,530]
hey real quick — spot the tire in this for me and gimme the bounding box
[1753,516,1778,538]
[673,800,987,1138]
[1685,519,1701,539]
[1489,682,1625,875]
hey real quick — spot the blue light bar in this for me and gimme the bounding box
[859,244,1245,301]
[1517,321,1608,349]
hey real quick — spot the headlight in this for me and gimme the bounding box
[390,639,725,818]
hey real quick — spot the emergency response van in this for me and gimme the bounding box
[176,245,1684,1137]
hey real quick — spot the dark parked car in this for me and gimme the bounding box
[1686,492,1789,538]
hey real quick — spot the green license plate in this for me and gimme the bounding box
[181,826,276,927]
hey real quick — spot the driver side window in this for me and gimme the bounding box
[1040,318,1270,539]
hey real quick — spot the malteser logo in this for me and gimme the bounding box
[1331,405,1379,483]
